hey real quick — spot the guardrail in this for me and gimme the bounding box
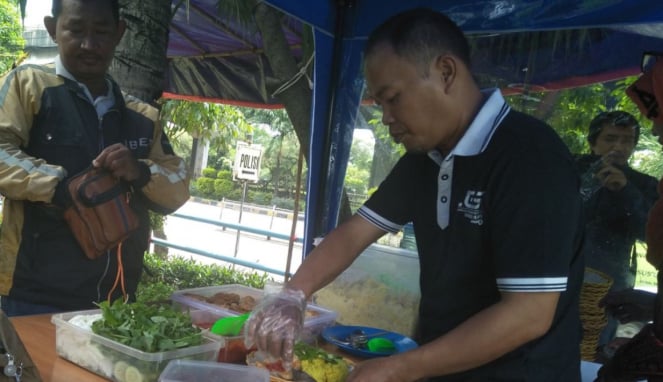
[150,237,289,277]
[151,209,301,278]
[170,211,302,243]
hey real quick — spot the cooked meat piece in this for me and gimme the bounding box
[207,292,240,306]
[239,295,257,312]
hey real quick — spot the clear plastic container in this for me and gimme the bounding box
[158,359,269,382]
[188,310,251,365]
[51,309,221,382]
[171,284,338,342]
[314,244,421,337]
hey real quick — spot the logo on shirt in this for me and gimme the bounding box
[124,138,151,150]
[457,190,484,225]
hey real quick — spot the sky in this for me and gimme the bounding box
[23,0,51,28]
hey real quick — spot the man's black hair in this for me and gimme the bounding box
[588,110,641,146]
[51,0,120,24]
[364,8,471,76]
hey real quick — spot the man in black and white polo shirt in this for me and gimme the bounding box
[245,8,584,382]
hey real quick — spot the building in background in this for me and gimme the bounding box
[22,26,56,65]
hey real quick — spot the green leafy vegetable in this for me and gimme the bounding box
[91,299,203,353]
[294,342,343,364]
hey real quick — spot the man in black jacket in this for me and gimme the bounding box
[577,110,659,357]
[0,0,189,316]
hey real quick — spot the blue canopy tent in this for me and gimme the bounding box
[166,0,663,256]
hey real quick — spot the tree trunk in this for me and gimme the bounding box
[253,3,353,223]
[110,0,172,255]
[273,137,283,198]
[110,0,171,105]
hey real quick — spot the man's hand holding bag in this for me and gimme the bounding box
[63,167,139,259]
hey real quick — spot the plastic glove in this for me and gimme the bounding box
[244,286,306,372]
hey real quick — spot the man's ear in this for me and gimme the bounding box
[44,16,56,42]
[433,55,456,90]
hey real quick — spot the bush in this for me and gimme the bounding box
[271,196,304,211]
[214,178,236,199]
[195,177,215,198]
[216,169,232,180]
[137,253,271,302]
[247,190,271,205]
[201,167,218,178]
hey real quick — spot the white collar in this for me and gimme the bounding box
[427,88,510,165]
[55,55,114,104]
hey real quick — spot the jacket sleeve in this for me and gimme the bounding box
[0,68,66,203]
[622,173,659,241]
[647,179,663,269]
[127,101,190,214]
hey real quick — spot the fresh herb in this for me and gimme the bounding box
[294,342,343,364]
[91,299,203,353]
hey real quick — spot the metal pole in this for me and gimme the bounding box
[219,197,226,230]
[285,148,305,282]
[267,205,276,240]
[234,181,248,258]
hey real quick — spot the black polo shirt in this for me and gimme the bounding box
[358,90,584,381]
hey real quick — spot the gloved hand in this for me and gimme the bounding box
[244,286,306,372]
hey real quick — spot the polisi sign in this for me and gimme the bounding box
[233,142,263,182]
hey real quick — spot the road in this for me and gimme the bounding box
[159,199,305,282]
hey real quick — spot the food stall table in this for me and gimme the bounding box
[10,313,107,382]
[9,313,361,382]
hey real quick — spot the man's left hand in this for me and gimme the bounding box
[596,164,627,191]
[92,143,141,182]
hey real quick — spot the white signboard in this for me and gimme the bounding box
[233,142,263,182]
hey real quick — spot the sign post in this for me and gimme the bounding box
[232,142,263,258]
[233,142,263,183]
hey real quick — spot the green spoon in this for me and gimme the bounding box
[210,312,250,336]
[366,337,396,353]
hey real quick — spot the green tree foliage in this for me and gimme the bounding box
[0,0,25,75]
[245,109,303,198]
[507,77,663,179]
[345,136,373,195]
[160,99,254,154]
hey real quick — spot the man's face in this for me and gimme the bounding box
[590,124,637,166]
[47,0,124,84]
[364,44,458,154]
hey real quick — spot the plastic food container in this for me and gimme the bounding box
[158,359,269,382]
[52,309,221,382]
[171,284,338,342]
[314,244,421,337]
[188,310,251,365]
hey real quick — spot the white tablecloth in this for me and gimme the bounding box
[581,361,600,382]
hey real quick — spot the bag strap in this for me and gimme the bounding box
[107,242,128,303]
[77,171,127,207]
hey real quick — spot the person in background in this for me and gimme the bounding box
[0,0,189,316]
[596,52,663,381]
[575,110,658,359]
[245,8,584,382]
